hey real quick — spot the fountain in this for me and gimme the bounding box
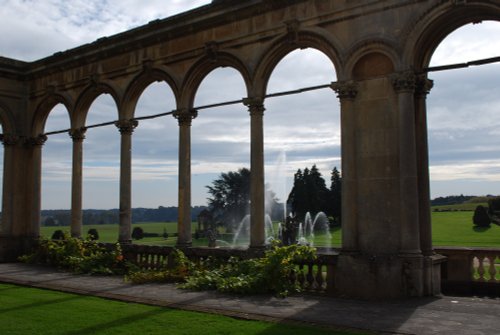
[298,211,331,247]
[231,214,250,247]
[265,150,288,223]
[231,214,277,247]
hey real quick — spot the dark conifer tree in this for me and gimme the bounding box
[329,167,342,225]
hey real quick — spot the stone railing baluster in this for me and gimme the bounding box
[316,264,324,291]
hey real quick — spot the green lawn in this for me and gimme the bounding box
[431,211,500,247]
[0,283,360,335]
[40,210,500,248]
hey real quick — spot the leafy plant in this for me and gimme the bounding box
[473,205,491,227]
[180,242,317,297]
[126,249,192,284]
[19,234,127,275]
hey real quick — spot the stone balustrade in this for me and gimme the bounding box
[113,243,337,293]
[102,244,500,297]
[436,247,500,296]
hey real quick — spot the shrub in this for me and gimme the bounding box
[19,236,127,275]
[131,227,144,240]
[180,242,317,297]
[126,249,191,284]
[87,228,99,240]
[473,205,491,227]
[51,230,65,240]
[488,197,500,215]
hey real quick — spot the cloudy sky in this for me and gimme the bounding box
[0,1,499,210]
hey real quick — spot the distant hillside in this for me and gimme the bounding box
[430,195,476,206]
[431,195,499,211]
[41,206,208,226]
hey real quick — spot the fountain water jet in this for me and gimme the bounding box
[231,214,277,247]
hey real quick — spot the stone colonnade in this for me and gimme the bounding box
[1,0,499,299]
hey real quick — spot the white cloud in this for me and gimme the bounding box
[430,160,500,182]
[0,0,211,61]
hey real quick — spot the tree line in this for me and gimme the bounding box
[41,206,207,226]
[287,165,341,224]
[204,165,341,232]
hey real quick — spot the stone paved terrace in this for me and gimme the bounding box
[0,263,499,335]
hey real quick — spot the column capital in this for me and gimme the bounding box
[0,134,19,146]
[115,120,138,134]
[392,71,417,93]
[173,109,198,126]
[330,81,358,100]
[69,127,87,142]
[25,134,48,147]
[243,97,265,116]
[415,75,434,97]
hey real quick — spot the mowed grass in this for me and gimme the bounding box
[40,210,500,248]
[431,211,500,247]
[0,283,360,335]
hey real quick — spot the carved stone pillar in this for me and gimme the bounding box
[243,97,266,249]
[331,81,358,253]
[115,120,138,244]
[69,127,86,238]
[174,109,197,248]
[25,135,47,239]
[0,134,19,238]
[392,72,421,255]
[415,76,434,256]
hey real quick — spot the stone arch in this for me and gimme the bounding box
[122,67,180,119]
[0,102,16,136]
[31,92,73,136]
[345,39,399,80]
[404,2,500,70]
[254,29,342,97]
[73,82,122,128]
[181,52,252,108]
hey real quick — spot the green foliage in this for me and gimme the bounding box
[126,249,192,284]
[87,228,99,240]
[487,197,500,215]
[19,234,127,275]
[180,243,317,297]
[206,168,280,230]
[329,167,342,225]
[473,205,491,227]
[287,165,341,223]
[132,226,144,240]
[51,229,65,240]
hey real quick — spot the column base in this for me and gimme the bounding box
[0,236,38,262]
[333,251,442,299]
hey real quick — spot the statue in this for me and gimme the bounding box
[282,213,298,246]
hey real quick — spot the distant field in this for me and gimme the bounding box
[431,211,500,247]
[432,203,487,212]
[40,211,500,248]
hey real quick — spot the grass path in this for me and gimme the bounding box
[0,283,360,335]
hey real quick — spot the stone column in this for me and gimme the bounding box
[331,81,358,253]
[392,72,421,255]
[0,134,19,238]
[243,97,266,249]
[115,120,138,244]
[69,127,86,238]
[174,109,197,248]
[415,76,434,256]
[26,135,47,239]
